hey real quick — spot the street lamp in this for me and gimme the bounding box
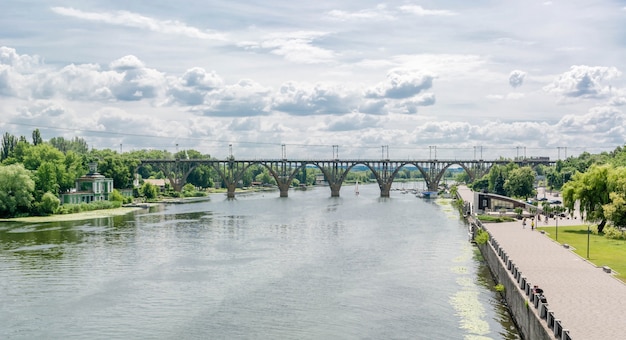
[555,214,558,241]
[587,224,591,259]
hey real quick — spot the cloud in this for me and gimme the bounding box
[325,113,381,131]
[398,5,457,16]
[509,70,526,88]
[366,69,434,99]
[167,68,223,106]
[240,31,336,64]
[193,79,272,117]
[109,55,145,71]
[272,82,358,116]
[326,4,395,21]
[543,65,622,99]
[556,106,625,135]
[50,7,226,40]
[0,46,41,71]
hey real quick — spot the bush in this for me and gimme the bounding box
[603,226,626,240]
[109,189,125,202]
[475,229,490,244]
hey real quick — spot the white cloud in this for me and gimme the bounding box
[366,69,434,99]
[272,82,357,116]
[398,5,457,16]
[50,7,226,40]
[242,31,336,64]
[327,4,395,21]
[544,65,622,99]
[509,70,526,88]
[193,79,272,117]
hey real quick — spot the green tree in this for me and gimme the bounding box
[563,164,611,232]
[504,166,536,198]
[32,129,43,146]
[140,182,158,200]
[38,191,60,215]
[109,189,125,203]
[602,166,626,228]
[1,132,17,161]
[0,164,35,217]
[488,165,507,195]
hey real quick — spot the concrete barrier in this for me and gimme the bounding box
[472,218,558,340]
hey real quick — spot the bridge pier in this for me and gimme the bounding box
[226,183,237,198]
[379,182,391,197]
[278,183,290,197]
[330,184,341,197]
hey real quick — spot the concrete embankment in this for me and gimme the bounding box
[458,186,626,340]
[469,217,563,340]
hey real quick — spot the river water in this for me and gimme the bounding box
[0,184,519,339]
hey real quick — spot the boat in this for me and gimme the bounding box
[417,191,438,199]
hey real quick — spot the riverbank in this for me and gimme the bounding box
[0,206,149,223]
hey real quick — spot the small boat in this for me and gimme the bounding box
[417,191,438,199]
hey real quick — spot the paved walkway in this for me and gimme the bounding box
[458,187,626,340]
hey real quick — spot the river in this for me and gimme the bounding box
[0,183,519,339]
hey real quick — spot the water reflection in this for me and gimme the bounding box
[0,186,520,339]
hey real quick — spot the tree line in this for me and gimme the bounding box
[462,146,626,233]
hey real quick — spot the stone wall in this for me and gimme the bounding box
[471,222,572,340]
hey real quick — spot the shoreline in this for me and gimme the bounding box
[0,206,150,223]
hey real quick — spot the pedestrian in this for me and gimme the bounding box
[522,218,526,229]
[531,219,535,230]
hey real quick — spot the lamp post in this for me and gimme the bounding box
[555,214,558,241]
[587,224,590,259]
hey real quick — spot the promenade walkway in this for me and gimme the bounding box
[458,186,626,340]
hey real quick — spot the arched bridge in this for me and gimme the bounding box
[137,158,554,198]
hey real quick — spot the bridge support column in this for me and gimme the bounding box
[330,184,341,197]
[226,183,237,198]
[278,183,290,197]
[379,183,391,198]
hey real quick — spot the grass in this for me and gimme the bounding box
[477,214,516,223]
[538,225,626,282]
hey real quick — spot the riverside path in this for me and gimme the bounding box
[458,186,626,339]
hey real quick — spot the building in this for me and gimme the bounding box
[60,163,114,204]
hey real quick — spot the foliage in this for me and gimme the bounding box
[469,176,489,191]
[603,226,626,240]
[474,229,489,244]
[34,192,61,216]
[494,283,505,292]
[488,165,507,196]
[563,164,611,232]
[109,189,126,203]
[0,163,35,217]
[140,182,159,200]
[55,200,122,214]
[476,215,516,223]
[504,166,536,198]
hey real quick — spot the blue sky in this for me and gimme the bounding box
[1,0,626,160]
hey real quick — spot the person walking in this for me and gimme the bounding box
[522,218,526,229]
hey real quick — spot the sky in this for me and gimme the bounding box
[1,0,626,160]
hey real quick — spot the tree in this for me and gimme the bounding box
[1,132,17,161]
[38,191,60,215]
[602,166,626,228]
[32,129,43,146]
[504,166,536,198]
[488,165,507,195]
[563,164,611,232]
[140,182,158,200]
[0,164,35,217]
